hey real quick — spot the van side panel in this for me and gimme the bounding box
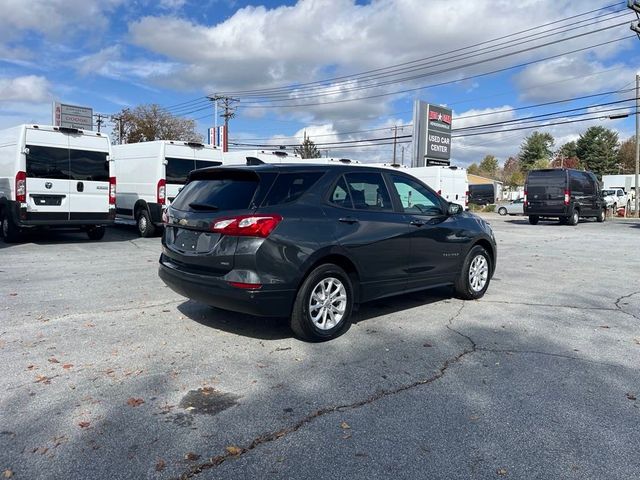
[0,126,24,203]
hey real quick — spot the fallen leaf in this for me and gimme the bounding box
[35,375,50,384]
[26,365,36,371]
[9,293,18,297]
[423,343,433,348]
[184,452,200,461]
[126,398,144,407]
[275,346,291,352]
[2,469,13,478]
[78,421,90,429]
[634,338,640,346]
[225,446,243,456]
[62,364,73,370]
[626,393,637,401]
[155,459,166,472]
[598,325,610,329]
[497,467,508,476]
[48,357,60,364]
[340,422,351,430]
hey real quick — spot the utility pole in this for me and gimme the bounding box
[208,95,239,152]
[401,146,405,166]
[94,113,105,133]
[392,126,398,164]
[633,73,640,218]
[110,115,123,144]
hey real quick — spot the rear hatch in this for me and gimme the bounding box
[526,170,566,213]
[162,168,275,275]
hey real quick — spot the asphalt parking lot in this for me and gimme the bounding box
[1,215,639,480]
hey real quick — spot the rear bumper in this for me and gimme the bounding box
[524,205,570,217]
[158,256,296,317]
[7,201,115,227]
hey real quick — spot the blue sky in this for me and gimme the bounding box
[0,0,638,165]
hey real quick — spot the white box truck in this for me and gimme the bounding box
[367,163,468,209]
[0,124,115,243]
[111,140,223,236]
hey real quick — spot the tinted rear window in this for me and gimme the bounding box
[262,172,324,206]
[166,158,195,185]
[171,174,259,212]
[69,149,109,181]
[527,170,566,186]
[26,145,69,179]
[469,184,494,193]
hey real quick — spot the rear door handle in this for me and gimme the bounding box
[410,219,426,227]
[77,181,84,192]
[339,217,359,224]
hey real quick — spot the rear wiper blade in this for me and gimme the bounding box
[189,202,219,211]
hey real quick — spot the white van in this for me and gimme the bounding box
[222,150,361,166]
[0,124,114,243]
[367,164,468,209]
[111,140,223,236]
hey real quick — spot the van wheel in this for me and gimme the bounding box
[498,207,507,216]
[454,245,492,300]
[596,208,606,223]
[568,209,579,226]
[1,213,21,243]
[528,215,539,225]
[290,264,353,342]
[87,226,105,240]
[136,209,156,238]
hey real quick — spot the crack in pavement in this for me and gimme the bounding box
[475,347,622,367]
[614,290,640,321]
[481,299,622,313]
[174,302,475,480]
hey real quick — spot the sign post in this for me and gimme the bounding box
[411,101,452,167]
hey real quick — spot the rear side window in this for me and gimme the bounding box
[171,173,258,212]
[26,145,69,179]
[195,160,222,170]
[69,149,109,182]
[343,172,393,211]
[329,176,353,208]
[262,172,324,206]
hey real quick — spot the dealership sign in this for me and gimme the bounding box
[411,101,452,167]
[53,102,93,131]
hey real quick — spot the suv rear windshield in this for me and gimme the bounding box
[262,172,324,206]
[171,171,259,212]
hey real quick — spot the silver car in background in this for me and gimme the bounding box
[497,198,524,216]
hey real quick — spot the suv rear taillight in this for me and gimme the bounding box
[157,179,166,205]
[210,214,282,238]
[564,189,570,206]
[15,171,26,203]
[109,177,116,205]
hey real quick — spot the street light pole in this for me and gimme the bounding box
[635,73,639,217]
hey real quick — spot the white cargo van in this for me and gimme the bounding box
[222,150,361,166]
[0,124,115,243]
[111,140,223,236]
[367,164,468,209]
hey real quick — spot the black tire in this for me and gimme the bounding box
[136,209,156,238]
[498,207,507,216]
[528,215,539,225]
[596,208,606,223]
[290,264,354,342]
[87,226,105,240]
[1,211,21,243]
[454,245,492,300]
[568,209,579,226]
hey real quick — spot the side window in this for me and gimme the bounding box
[390,174,442,215]
[166,158,197,185]
[329,176,353,208]
[569,172,583,194]
[262,172,324,206]
[343,172,393,211]
[581,172,594,195]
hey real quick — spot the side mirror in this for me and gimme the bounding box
[448,203,462,215]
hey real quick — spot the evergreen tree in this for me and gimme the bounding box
[518,131,555,171]
[479,155,499,178]
[575,126,619,178]
[294,132,322,159]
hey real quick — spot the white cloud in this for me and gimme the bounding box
[0,75,51,103]
[75,45,177,80]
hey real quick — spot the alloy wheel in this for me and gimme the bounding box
[308,277,347,330]
[468,255,489,292]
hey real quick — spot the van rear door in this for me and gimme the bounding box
[24,128,72,221]
[67,133,110,221]
[527,170,566,214]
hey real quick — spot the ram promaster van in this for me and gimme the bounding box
[524,168,606,225]
[111,141,223,237]
[369,164,468,209]
[0,124,114,243]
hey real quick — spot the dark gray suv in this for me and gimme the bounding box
[159,164,497,341]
